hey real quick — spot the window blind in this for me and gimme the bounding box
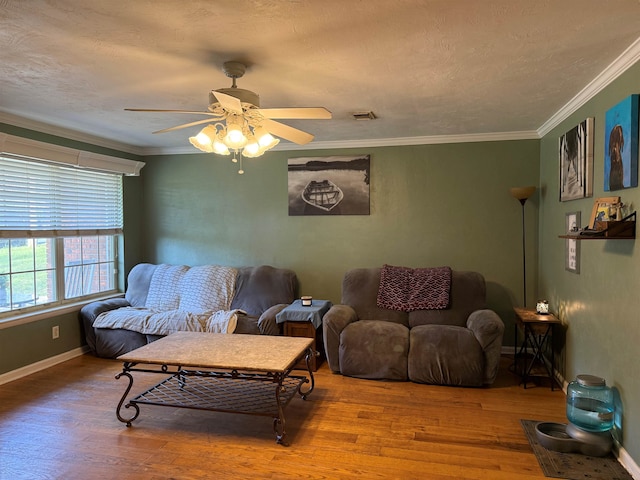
[0,156,123,238]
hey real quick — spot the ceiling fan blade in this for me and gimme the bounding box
[153,118,216,134]
[125,108,216,116]
[261,119,314,145]
[211,91,243,114]
[258,107,332,120]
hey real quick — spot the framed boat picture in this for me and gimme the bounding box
[287,155,370,215]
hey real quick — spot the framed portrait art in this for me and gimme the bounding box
[559,117,594,202]
[565,211,580,274]
[604,94,639,191]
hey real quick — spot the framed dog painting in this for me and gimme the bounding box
[559,117,594,202]
[604,94,639,191]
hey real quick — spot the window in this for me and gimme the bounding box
[0,155,123,315]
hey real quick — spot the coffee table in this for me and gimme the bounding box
[115,332,314,445]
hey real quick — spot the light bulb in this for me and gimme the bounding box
[254,125,280,150]
[188,125,217,153]
[212,139,230,155]
[242,135,262,158]
[224,116,247,149]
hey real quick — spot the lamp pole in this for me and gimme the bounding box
[518,198,528,307]
[509,186,536,308]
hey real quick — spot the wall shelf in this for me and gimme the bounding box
[559,212,636,240]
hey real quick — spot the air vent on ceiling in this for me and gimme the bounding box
[352,111,376,120]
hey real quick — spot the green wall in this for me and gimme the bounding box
[538,62,640,462]
[0,133,540,375]
[141,140,540,345]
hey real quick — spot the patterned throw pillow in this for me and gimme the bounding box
[145,264,189,310]
[178,265,238,314]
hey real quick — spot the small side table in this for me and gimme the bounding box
[513,307,561,390]
[276,299,332,371]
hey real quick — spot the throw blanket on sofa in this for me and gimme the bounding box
[377,264,451,311]
[93,307,243,335]
[94,264,241,335]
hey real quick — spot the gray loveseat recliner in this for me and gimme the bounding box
[323,268,504,386]
[80,263,297,358]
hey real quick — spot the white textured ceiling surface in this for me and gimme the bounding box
[1,0,640,154]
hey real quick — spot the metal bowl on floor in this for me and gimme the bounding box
[535,422,612,457]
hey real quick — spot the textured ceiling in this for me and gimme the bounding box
[1,0,640,155]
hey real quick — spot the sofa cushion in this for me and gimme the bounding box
[178,265,237,313]
[408,324,484,386]
[339,320,409,380]
[230,265,297,317]
[145,264,189,310]
[408,271,487,329]
[341,268,408,327]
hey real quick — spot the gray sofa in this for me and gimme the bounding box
[323,268,504,386]
[80,263,297,358]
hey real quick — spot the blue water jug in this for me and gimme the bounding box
[566,374,614,432]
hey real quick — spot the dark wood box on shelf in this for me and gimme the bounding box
[594,220,636,238]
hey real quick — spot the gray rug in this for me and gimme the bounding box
[521,420,632,480]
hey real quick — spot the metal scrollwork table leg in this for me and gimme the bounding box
[115,362,140,427]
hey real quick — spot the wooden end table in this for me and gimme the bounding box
[513,307,561,390]
[276,299,332,371]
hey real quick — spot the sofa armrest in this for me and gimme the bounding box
[80,297,130,353]
[322,304,358,373]
[257,303,287,335]
[466,309,505,385]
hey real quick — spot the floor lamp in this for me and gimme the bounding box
[510,186,536,308]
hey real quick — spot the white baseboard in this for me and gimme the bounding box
[617,445,640,479]
[0,346,90,386]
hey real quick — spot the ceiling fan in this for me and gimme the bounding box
[126,61,332,162]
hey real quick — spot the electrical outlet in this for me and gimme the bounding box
[52,325,59,339]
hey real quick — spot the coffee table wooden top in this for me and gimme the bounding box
[117,332,313,373]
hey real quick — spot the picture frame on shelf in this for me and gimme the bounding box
[565,211,581,274]
[559,117,594,202]
[588,196,621,230]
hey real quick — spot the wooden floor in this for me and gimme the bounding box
[0,354,567,480]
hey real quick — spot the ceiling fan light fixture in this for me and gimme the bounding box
[224,116,247,149]
[212,139,230,155]
[242,136,261,158]
[128,62,331,174]
[188,125,218,153]
[254,125,279,150]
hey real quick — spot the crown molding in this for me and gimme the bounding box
[538,36,640,137]
[140,130,540,156]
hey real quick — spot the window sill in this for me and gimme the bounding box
[0,292,124,330]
